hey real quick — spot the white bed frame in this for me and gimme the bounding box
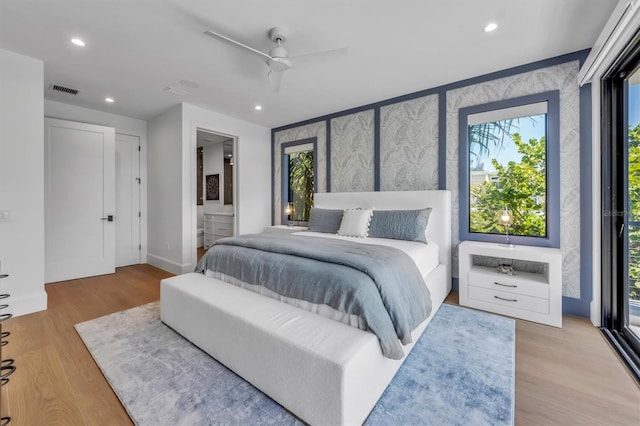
[161,190,451,425]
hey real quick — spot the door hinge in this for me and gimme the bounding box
[138,244,141,250]
[136,177,141,184]
[138,211,141,218]
[138,145,141,152]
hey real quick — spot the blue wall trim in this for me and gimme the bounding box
[271,129,275,225]
[374,108,381,190]
[326,119,331,192]
[280,137,318,225]
[564,82,593,318]
[438,90,447,190]
[458,91,561,248]
[271,48,593,317]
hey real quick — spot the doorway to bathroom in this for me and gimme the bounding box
[196,129,236,262]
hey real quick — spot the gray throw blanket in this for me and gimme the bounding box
[195,233,432,359]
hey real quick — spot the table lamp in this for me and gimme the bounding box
[498,206,514,247]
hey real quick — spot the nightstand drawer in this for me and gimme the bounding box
[468,286,549,315]
[468,267,549,299]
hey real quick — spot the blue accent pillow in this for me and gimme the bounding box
[368,208,432,243]
[306,208,344,233]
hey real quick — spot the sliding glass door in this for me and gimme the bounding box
[602,29,640,382]
[627,68,640,342]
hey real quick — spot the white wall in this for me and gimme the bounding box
[0,49,47,316]
[182,103,271,272]
[43,100,149,263]
[147,104,184,273]
[146,102,270,274]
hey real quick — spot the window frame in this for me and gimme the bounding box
[281,137,318,225]
[458,91,561,248]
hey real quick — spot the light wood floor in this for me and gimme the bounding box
[2,264,639,425]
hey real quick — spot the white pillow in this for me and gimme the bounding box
[337,208,373,238]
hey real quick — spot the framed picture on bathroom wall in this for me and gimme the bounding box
[206,174,219,201]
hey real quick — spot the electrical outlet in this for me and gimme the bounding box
[0,210,11,222]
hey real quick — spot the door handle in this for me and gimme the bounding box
[100,215,114,222]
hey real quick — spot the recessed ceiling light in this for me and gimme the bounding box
[71,38,85,47]
[105,97,114,103]
[484,23,498,32]
[254,105,263,111]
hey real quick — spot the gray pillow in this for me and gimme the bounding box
[368,208,432,243]
[306,208,344,233]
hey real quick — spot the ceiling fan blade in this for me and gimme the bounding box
[204,30,272,61]
[290,47,349,67]
[268,69,284,93]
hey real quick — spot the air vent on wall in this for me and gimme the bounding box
[49,84,79,95]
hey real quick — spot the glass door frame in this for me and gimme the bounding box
[601,27,640,383]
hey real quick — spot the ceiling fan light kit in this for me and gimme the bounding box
[204,26,347,93]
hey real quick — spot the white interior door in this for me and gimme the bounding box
[45,118,115,283]
[115,133,141,267]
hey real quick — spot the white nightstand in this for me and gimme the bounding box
[458,241,562,327]
[264,225,308,234]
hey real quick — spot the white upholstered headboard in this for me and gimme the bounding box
[314,190,452,280]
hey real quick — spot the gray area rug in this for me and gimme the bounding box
[75,302,514,426]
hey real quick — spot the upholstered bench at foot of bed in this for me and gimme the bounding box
[160,272,431,426]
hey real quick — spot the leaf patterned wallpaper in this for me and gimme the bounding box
[380,94,439,191]
[272,58,583,301]
[330,111,375,192]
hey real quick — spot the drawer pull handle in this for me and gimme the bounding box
[494,295,518,302]
[494,282,517,288]
[0,274,8,279]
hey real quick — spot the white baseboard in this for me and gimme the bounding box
[5,291,47,318]
[147,253,190,275]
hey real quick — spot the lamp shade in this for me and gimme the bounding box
[497,206,513,226]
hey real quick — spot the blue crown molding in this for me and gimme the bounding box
[271,49,590,133]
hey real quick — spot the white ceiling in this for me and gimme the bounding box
[0,0,617,128]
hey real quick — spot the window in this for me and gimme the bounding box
[459,91,560,247]
[281,138,317,224]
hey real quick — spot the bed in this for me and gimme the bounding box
[160,190,451,425]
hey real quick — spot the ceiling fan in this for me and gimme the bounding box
[204,27,347,93]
